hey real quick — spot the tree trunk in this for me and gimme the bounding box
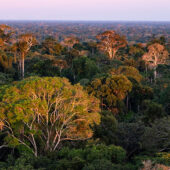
[14,53,17,63]
[126,95,129,110]
[138,105,140,112]
[18,59,21,78]
[111,47,113,59]
[92,48,94,55]
[112,49,117,60]
[145,64,148,78]
[154,67,157,83]
[21,53,25,79]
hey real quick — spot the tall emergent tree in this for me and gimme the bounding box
[142,43,169,81]
[0,77,100,156]
[96,30,127,59]
[17,34,36,79]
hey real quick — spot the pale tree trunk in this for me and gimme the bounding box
[30,134,38,157]
[153,56,158,83]
[112,49,117,59]
[59,68,62,76]
[21,53,25,79]
[151,77,153,84]
[73,74,76,83]
[92,48,94,55]
[108,49,112,59]
[154,67,157,83]
[18,59,22,78]
[111,48,113,59]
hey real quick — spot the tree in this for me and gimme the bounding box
[53,59,68,74]
[93,110,118,144]
[0,77,100,156]
[10,43,18,64]
[0,25,13,49]
[141,100,165,124]
[17,34,37,79]
[57,144,126,169]
[128,45,144,59]
[124,58,138,68]
[129,84,153,112]
[0,51,13,72]
[87,75,132,113]
[64,48,80,67]
[159,85,170,115]
[42,37,62,56]
[96,30,127,60]
[62,36,79,49]
[83,41,98,55]
[110,66,143,83]
[141,117,170,152]
[116,122,145,157]
[72,56,99,82]
[147,36,166,46]
[142,43,169,81]
[0,25,14,72]
[26,58,61,77]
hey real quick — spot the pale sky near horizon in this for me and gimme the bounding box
[0,0,170,21]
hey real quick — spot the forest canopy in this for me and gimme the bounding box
[0,23,169,169]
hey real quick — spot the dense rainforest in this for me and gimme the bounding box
[0,23,170,170]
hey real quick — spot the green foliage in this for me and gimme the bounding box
[116,122,145,157]
[83,159,114,170]
[128,45,145,59]
[133,152,170,169]
[141,117,170,152]
[64,48,80,65]
[56,144,126,170]
[42,37,63,56]
[141,100,165,124]
[0,144,127,170]
[88,74,132,113]
[85,144,126,163]
[26,58,60,77]
[72,56,99,82]
[0,25,169,169]
[0,153,35,170]
[0,72,13,85]
[0,52,13,72]
[93,110,118,144]
[159,85,170,115]
[0,77,100,156]
[79,78,90,87]
[155,152,170,165]
[113,66,143,83]
[129,84,153,112]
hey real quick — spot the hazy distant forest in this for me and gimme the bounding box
[0,21,170,170]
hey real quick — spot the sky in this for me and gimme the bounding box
[0,0,170,21]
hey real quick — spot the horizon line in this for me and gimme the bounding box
[0,19,170,23]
